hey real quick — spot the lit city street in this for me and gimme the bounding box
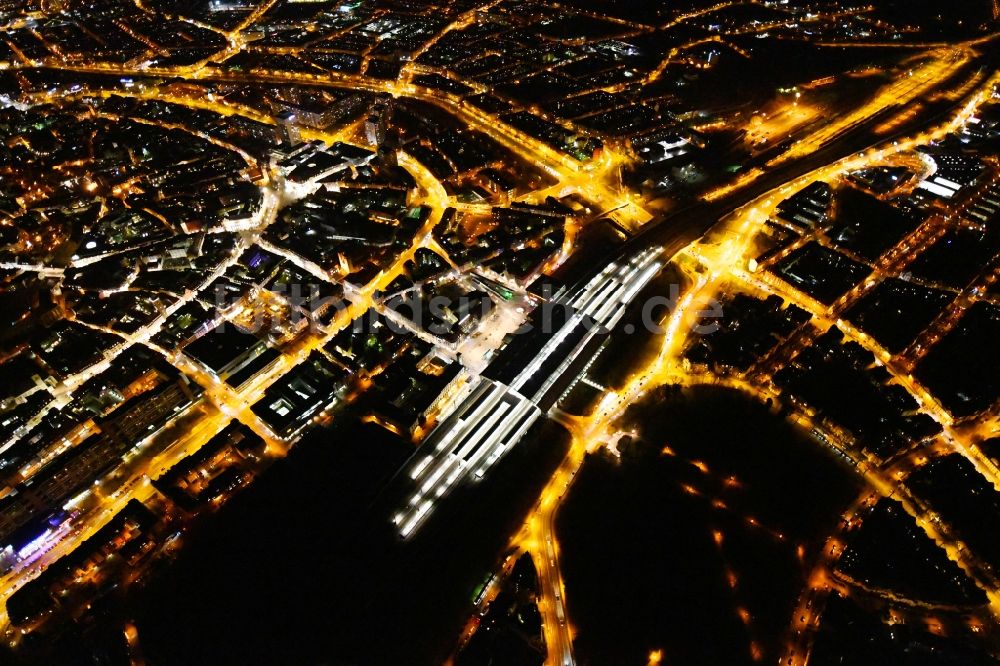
[0,1,998,665]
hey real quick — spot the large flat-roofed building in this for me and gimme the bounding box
[396,249,663,537]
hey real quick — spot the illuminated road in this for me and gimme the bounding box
[770,47,975,166]
[0,102,450,637]
[0,400,230,628]
[1,9,997,660]
[510,69,1000,665]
